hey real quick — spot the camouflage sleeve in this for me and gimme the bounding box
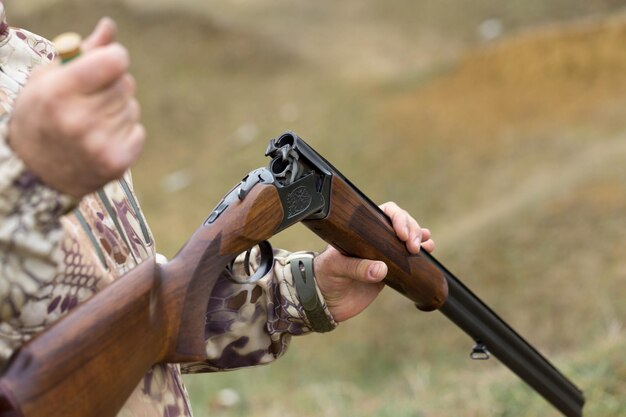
[180,248,337,373]
[0,119,77,362]
[0,23,79,362]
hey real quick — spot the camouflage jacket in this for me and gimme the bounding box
[0,5,336,416]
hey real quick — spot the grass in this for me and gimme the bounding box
[9,0,626,416]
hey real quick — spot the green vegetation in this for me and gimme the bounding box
[10,0,626,415]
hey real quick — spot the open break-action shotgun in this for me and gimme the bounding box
[0,132,584,417]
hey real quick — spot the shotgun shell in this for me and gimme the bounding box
[52,32,82,63]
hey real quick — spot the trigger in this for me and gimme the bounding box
[226,241,274,284]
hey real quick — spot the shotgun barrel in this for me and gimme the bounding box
[436,254,584,417]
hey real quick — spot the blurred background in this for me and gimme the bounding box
[8,0,626,415]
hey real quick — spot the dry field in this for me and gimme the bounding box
[8,0,626,415]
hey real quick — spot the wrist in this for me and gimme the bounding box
[290,253,336,333]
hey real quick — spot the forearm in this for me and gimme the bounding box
[0,123,77,362]
[181,248,336,374]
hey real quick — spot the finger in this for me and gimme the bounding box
[122,123,146,165]
[364,260,388,282]
[380,202,410,241]
[82,17,117,51]
[407,232,423,254]
[63,43,129,94]
[336,255,388,283]
[421,239,436,253]
[126,97,141,123]
[100,98,142,144]
[95,74,136,115]
[113,97,142,127]
[406,218,423,254]
[407,225,436,254]
[116,73,136,97]
[100,123,146,178]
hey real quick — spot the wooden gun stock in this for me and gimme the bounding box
[0,182,284,417]
[304,174,448,310]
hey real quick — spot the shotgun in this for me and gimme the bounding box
[0,132,583,417]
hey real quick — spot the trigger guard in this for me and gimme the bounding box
[226,241,274,284]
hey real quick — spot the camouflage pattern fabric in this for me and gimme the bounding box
[0,5,336,416]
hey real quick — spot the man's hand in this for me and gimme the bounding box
[8,18,145,198]
[314,202,435,322]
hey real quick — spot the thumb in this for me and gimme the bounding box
[342,257,388,283]
[63,43,129,94]
[82,17,117,52]
[365,260,388,282]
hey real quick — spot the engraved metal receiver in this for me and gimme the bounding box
[205,135,333,284]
